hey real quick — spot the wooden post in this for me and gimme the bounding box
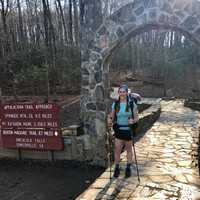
[49,150,55,162]
[18,148,22,160]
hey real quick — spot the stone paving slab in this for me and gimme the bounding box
[76,100,200,200]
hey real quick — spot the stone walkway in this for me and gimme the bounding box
[76,100,200,200]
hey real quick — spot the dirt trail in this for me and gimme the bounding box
[0,159,104,200]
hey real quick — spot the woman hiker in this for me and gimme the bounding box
[107,84,139,178]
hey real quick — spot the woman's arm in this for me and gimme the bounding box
[109,110,115,121]
[107,110,115,127]
[107,101,116,126]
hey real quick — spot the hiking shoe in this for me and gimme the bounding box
[113,167,120,178]
[125,167,131,178]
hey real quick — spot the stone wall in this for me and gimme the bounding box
[184,99,200,174]
[184,99,200,111]
[198,128,200,175]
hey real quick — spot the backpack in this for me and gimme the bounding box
[128,93,139,105]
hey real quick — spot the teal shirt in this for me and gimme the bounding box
[112,102,137,130]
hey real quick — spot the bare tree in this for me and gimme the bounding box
[73,0,79,46]
[68,0,73,45]
[0,0,10,55]
[56,0,68,43]
[17,0,25,44]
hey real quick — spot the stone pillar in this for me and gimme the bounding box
[80,1,108,166]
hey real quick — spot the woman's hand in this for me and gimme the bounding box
[129,116,139,124]
[134,113,139,123]
[128,118,134,124]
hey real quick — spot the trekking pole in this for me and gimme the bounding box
[108,127,112,181]
[131,132,140,182]
[129,100,140,182]
[106,121,112,181]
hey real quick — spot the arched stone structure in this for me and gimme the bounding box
[81,0,200,166]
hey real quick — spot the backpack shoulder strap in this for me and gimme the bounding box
[113,100,119,123]
[129,100,134,119]
[114,100,118,110]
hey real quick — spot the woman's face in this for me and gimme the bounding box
[118,88,128,100]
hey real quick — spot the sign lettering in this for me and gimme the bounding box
[0,103,63,150]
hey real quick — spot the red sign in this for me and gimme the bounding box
[0,103,63,150]
[1,134,62,150]
[1,120,58,129]
[1,103,59,128]
[0,118,2,148]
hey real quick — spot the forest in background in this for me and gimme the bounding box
[0,0,200,98]
[0,0,82,97]
[111,29,200,98]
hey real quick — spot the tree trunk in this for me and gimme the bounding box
[34,1,41,46]
[129,38,135,75]
[0,0,10,55]
[17,0,25,44]
[25,0,35,43]
[68,0,73,45]
[0,0,8,35]
[57,0,68,43]
[73,0,79,46]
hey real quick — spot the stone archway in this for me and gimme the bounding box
[81,0,200,166]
